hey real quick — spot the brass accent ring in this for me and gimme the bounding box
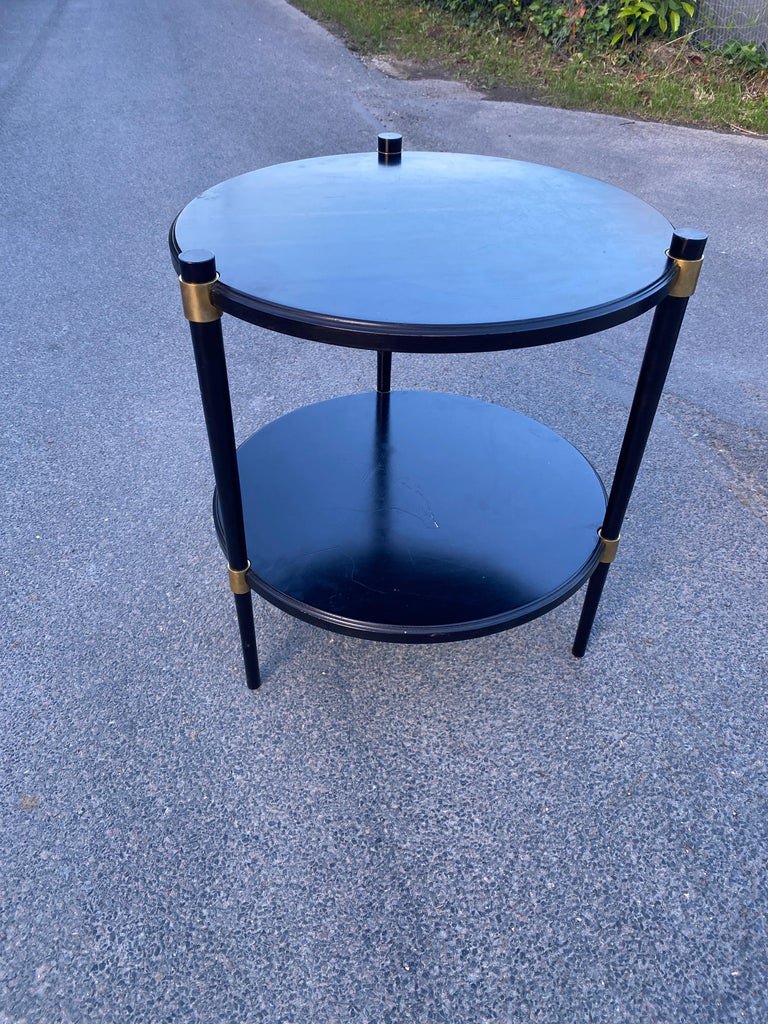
[227,562,251,595]
[598,530,620,564]
[179,274,222,322]
[666,253,703,299]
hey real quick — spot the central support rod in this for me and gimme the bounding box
[377,350,392,393]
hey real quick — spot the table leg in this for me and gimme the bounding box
[377,350,392,394]
[573,229,707,657]
[178,250,261,689]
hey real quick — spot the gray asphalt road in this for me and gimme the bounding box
[2,0,766,1021]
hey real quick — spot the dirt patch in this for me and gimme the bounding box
[367,55,457,81]
[367,54,547,104]
[481,82,547,104]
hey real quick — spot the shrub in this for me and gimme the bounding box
[611,0,695,44]
[715,38,768,69]
[427,0,698,48]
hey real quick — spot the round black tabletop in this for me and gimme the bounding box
[170,149,676,352]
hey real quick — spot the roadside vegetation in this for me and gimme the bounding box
[291,0,768,133]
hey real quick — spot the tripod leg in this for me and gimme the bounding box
[179,249,261,689]
[573,229,707,657]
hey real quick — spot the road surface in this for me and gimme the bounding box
[1,0,766,1020]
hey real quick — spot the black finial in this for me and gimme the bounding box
[178,249,217,283]
[378,132,402,165]
[669,229,708,261]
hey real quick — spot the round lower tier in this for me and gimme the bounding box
[214,391,606,642]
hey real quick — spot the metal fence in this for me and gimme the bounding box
[696,0,768,45]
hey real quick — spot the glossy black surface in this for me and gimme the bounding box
[171,152,676,351]
[669,229,708,260]
[378,132,402,164]
[213,392,607,641]
[573,224,708,655]
[180,250,261,687]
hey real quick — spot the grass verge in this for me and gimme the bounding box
[290,0,768,134]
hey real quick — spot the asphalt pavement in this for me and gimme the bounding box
[1,0,767,1021]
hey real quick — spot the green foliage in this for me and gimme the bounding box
[583,2,621,44]
[440,0,521,26]
[430,0,697,48]
[525,0,570,45]
[525,0,620,48]
[716,39,768,70]
[440,0,626,47]
[610,0,694,44]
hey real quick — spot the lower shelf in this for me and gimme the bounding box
[214,390,606,642]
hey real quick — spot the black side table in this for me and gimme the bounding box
[169,134,706,689]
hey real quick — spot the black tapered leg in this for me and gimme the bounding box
[179,249,261,688]
[234,591,260,689]
[572,563,610,657]
[573,229,707,657]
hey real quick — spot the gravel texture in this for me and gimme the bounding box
[1,0,767,1021]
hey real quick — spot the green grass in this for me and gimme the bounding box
[290,0,768,134]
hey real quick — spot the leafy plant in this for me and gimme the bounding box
[717,39,768,70]
[611,0,694,44]
[441,0,523,26]
[491,0,524,26]
[526,0,570,44]
[526,0,624,47]
[583,2,620,45]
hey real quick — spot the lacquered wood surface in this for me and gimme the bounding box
[171,152,676,351]
[213,392,607,641]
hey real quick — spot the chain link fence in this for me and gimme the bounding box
[696,0,768,45]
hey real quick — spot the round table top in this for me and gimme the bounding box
[171,150,676,351]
